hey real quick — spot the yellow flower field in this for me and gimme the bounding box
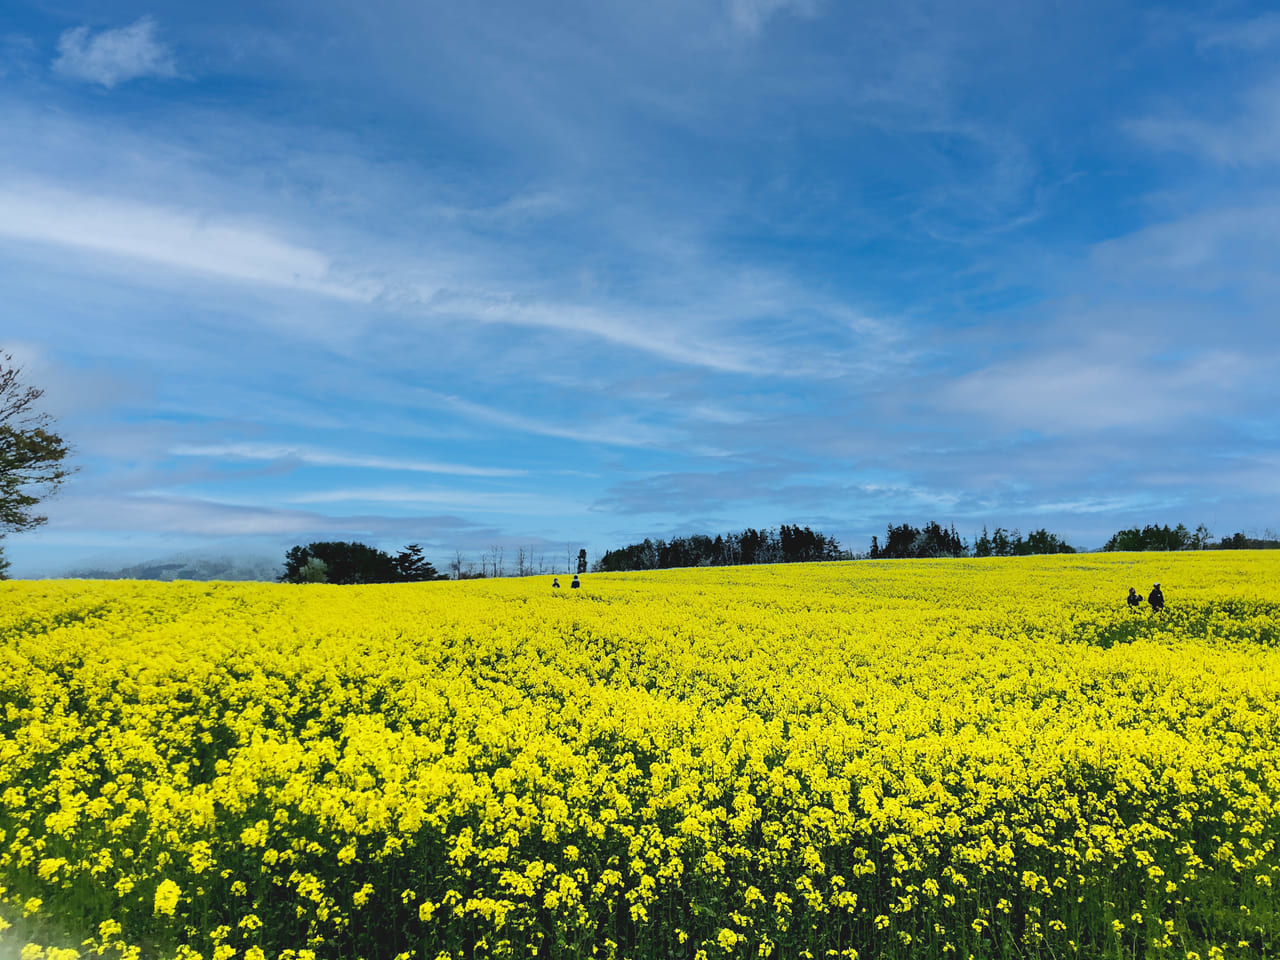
[1,552,1278,960]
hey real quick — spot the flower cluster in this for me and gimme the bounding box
[1,552,1278,960]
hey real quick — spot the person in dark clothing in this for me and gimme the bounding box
[1126,587,1142,609]
[570,574,580,589]
[552,577,560,589]
[1148,582,1164,613]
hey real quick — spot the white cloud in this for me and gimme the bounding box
[1,34,38,78]
[53,17,177,88]
[49,494,330,537]
[1024,496,1139,515]
[0,178,848,377]
[0,182,370,299]
[943,345,1251,435]
[727,0,819,35]
[412,388,681,450]
[1090,200,1280,292]
[1194,13,1280,53]
[286,487,570,515]
[437,292,765,374]
[171,442,526,478]
[44,492,492,538]
[1127,76,1280,167]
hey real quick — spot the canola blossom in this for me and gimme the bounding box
[1,552,1278,960]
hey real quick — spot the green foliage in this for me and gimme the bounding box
[0,540,9,581]
[298,557,328,583]
[394,543,438,580]
[0,353,73,535]
[278,541,444,584]
[980,526,1075,557]
[875,521,967,559]
[880,523,1075,559]
[1217,531,1280,550]
[596,524,844,572]
[1104,523,1193,552]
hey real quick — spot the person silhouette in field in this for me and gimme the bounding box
[1148,582,1165,614]
[570,574,580,589]
[1126,587,1142,609]
[552,577,560,589]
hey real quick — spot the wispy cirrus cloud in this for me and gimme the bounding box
[1127,76,1280,167]
[285,487,572,515]
[435,293,767,375]
[1,34,38,79]
[941,344,1253,435]
[411,388,682,450]
[726,0,821,35]
[171,443,526,478]
[0,182,369,299]
[53,17,176,88]
[46,491,491,539]
[0,168,887,379]
[1193,12,1280,52]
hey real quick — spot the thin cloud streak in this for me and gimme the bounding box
[46,492,493,539]
[0,182,369,300]
[1193,12,1280,52]
[942,346,1252,435]
[437,293,766,375]
[412,389,680,450]
[171,443,526,478]
[285,487,574,515]
[1127,79,1280,168]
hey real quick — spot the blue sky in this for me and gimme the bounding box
[2,0,1278,575]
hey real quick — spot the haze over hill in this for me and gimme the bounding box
[62,552,281,582]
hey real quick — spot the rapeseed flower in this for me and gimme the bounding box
[0,553,1276,959]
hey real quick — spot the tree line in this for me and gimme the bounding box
[275,519,1280,584]
[868,522,1076,560]
[278,542,446,584]
[1101,523,1279,552]
[595,524,846,572]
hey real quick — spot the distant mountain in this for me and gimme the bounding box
[63,553,280,582]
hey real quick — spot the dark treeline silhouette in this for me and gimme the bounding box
[595,524,844,572]
[974,526,1076,557]
[870,522,967,559]
[869,522,1076,559]
[279,541,445,584]
[1218,532,1280,549]
[276,522,1277,586]
[1103,523,1198,552]
[1102,523,1279,552]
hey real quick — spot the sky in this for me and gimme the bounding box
[1,0,1278,576]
